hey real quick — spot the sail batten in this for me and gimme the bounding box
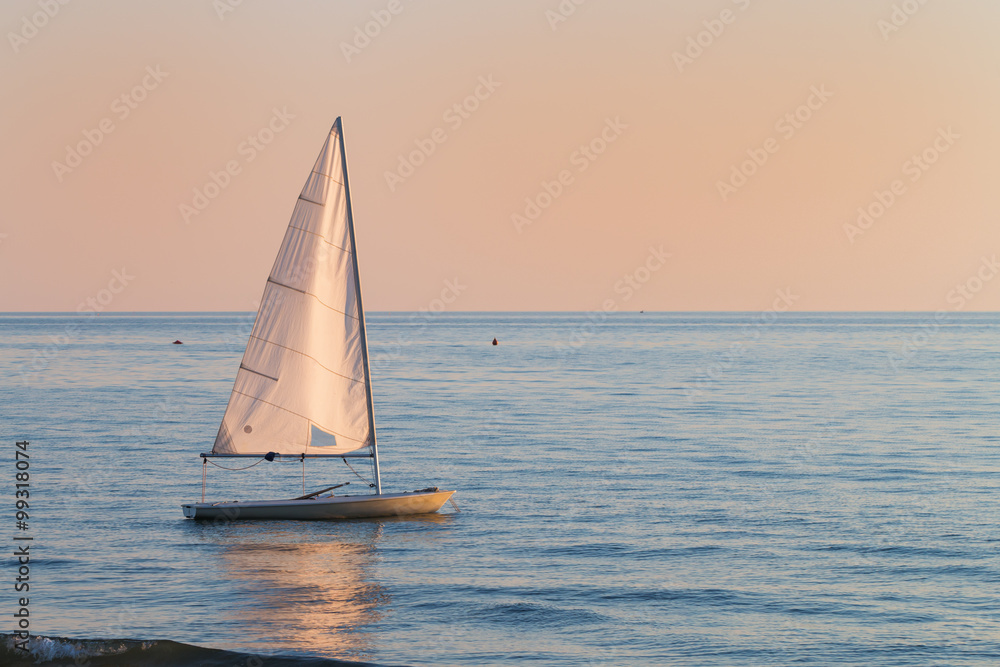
[262,280,360,320]
[245,334,365,383]
[266,277,307,295]
[308,170,345,185]
[211,119,373,457]
[286,223,352,253]
[239,364,279,382]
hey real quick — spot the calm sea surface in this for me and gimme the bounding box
[1,312,999,666]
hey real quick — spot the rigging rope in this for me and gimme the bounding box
[204,456,269,471]
[204,454,373,489]
[343,456,374,487]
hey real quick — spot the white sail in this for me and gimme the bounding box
[212,119,374,456]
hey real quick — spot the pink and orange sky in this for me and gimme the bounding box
[2,0,1000,312]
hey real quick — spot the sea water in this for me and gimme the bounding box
[1,312,999,666]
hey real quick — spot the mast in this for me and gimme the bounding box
[336,117,382,495]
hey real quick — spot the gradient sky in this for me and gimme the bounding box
[3,0,1000,312]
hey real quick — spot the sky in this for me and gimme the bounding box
[2,0,1000,312]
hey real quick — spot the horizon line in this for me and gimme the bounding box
[2,310,998,315]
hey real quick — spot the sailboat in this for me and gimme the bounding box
[182,118,455,520]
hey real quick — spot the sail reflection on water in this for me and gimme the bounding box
[204,523,387,660]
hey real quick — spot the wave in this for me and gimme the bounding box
[0,634,381,667]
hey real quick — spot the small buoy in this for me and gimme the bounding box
[492,337,498,346]
[172,340,183,345]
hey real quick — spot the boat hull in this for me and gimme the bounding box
[182,490,455,521]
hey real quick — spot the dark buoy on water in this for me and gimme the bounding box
[492,337,498,346]
[172,340,183,345]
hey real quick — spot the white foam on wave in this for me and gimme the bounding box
[3,634,145,663]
